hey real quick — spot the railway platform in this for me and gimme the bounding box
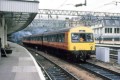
[0,42,45,80]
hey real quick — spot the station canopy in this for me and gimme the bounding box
[0,0,39,35]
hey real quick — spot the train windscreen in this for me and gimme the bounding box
[71,33,94,42]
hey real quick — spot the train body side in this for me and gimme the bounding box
[42,32,68,50]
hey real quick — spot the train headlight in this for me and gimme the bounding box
[90,46,93,50]
[73,46,76,50]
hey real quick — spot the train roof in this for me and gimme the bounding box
[43,27,70,35]
[23,26,91,38]
[43,26,91,35]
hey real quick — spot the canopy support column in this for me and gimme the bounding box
[0,15,5,48]
[4,24,7,47]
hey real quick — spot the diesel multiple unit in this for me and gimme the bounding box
[22,26,95,62]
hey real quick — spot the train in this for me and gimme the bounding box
[22,26,95,62]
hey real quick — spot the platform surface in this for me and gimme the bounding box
[0,42,45,80]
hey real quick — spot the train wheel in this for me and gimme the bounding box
[72,54,78,63]
[86,54,90,59]
[83,57,86,62]
[79,52,86,62]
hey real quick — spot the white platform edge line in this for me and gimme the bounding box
[21,46,45,80]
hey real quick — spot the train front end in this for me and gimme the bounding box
[68,27,95,62]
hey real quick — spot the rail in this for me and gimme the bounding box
[76,62,120,80]
[27,48,78,80]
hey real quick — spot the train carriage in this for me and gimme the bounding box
[22,26,95,62]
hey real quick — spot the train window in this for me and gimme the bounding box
[50,35,52,42]
[53,35,56,42]
[32,37,33,40]
[71,33,94,42]
[47,36,49,41]
[46,36,47,41]
[38,36,41,41]
[79,34,86,42]
[61,34,65,42]
[43,36,47,41]
[57,34,65,42]
[55,35,57,42]
[35,37,37,41]
[86,33,93,42]
[40,36,42,41]
[72,33,79,42]
[54,35,57,42]
[35,36,38,41]
[58,34,61,42]
[56,34,59,42]
[51,35,54,42]
[52,35,55,42]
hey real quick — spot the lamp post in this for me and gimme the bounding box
[75,0,86,7]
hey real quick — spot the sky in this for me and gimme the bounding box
[38,0,120,13]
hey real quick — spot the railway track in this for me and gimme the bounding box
[26,47,120,80]
[28,48,78,80]
[76,62,120,80]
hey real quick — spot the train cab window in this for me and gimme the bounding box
[72,33,94,42]
[86,33,93,42]
[79,34,86,42]
[72,33,79,42]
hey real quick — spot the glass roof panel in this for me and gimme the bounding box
[2,12,37,34]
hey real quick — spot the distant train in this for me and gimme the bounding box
[22,26,95,62]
